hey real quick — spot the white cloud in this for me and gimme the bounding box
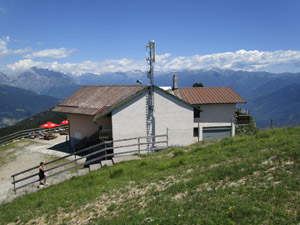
[0,36,31,58]
[0,36,11,57]
[155,50,300,72]
[7,59,42,71]
[6,50,300,75]
[24,47,77,59]
[13,47,32,55]
[155,53,171,62]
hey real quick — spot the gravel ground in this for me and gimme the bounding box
[0,134,72,204]
[0,134,140,205]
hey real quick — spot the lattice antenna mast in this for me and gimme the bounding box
[146,40,155,86]
[146,40,155,150]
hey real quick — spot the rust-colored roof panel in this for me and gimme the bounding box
[169,87,246,104]
[52,85,148,115]
[53,85,245,118]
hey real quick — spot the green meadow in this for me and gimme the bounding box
[0,127,299,224]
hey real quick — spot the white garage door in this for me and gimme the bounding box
[203,126,231,141]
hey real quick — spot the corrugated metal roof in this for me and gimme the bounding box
[52,85,148,116]
[53,85,245,121]
[169,87,246,104]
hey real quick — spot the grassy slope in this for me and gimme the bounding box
[0,127,300,224]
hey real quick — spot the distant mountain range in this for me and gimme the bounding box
[2,67,82,99]
[0,71,10,85]
[246,83,300,127]
[0,67,300,128]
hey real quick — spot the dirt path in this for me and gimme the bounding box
[0,135,72,204]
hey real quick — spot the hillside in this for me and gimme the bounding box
[0,85,61,128]
[0,71,9,85]
[245,83,300,127]
[0,108,67,137]
[0,127,299,224]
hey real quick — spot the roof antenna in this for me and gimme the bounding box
[145,40,155,152]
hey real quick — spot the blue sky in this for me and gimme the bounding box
[1,0,300,75]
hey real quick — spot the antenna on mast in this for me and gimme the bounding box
[145,40,156,151]
[146,40,155,85]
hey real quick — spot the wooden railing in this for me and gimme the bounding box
[0,125,69,146]
[236,115,251,125]
[11,134,168,194]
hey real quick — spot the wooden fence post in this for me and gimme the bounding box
[74,154,78,175]
[166,128,169,148]
[270,118,273,128]
[138,138,140,154]
[231,118,233,137]
[198,123,200,142]
[13,176,16,195]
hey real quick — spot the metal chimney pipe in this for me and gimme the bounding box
[173,74,178,90]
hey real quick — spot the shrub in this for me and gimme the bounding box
[236,116,258,136]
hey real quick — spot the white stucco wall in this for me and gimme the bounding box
[112,89,194,154]
[112,92,148,154]
[198,104,236,123]
[154,89,194,147]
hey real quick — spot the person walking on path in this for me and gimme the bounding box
[38,162,49,188]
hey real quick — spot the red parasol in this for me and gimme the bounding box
[60,120,69,125]
[40,122,60,128]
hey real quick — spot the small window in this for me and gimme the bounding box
[193,128,199,137]
[194,108,201,118]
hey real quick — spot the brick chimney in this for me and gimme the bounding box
[173,74,178,90]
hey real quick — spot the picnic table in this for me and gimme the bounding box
[43,133,57,140]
